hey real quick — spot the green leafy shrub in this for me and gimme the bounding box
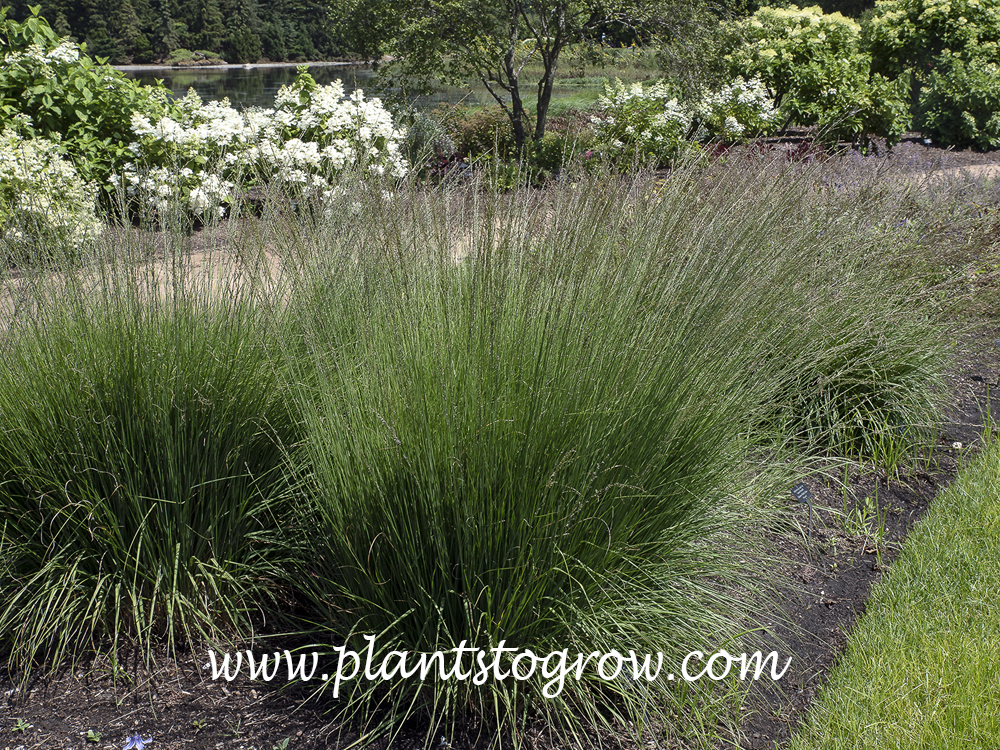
[524,130,576,174]
[916,51,1000,149]
[865,0,1000,79]
[165,48,227,64]
[865,0,1000,146]
[0,7,175,198]
[0,127,102,265]
[725,5,910,144]
[435,104,518,160]
[591,78,696,168]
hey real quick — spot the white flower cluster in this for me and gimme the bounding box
[695,77,779,141]
[2,40,80,66]
[591,76,781,163]
[118,74,408,219]
[119,165,235,218]
[598,79,678,110]
[592,79,694,167]
[0,128,102,257]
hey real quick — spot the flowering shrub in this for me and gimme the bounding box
[0,8,174,196]
[695,77,780,142]
[120,70,408,219]
[725,5,910,145]
[0,127,102,263]
[591,77,781,166]
[268,70,408,180]
[865,0,1000,147]
[865,0,1000,78]
[591,79,695,168]
[121,91,253,220]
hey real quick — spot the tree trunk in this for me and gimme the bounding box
[504,44,529,152]
[533,53,557,142]
[532,5,566,143]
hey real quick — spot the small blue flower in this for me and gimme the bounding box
[123,734,153,750]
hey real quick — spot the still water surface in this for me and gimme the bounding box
[121,64,496,110]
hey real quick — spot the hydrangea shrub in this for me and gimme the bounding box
[0,7,175,195]
[725,5,910,145]
[120,69,408,219]
[590,77,784,166]
[695,77,780,142]
[591,79,695,168]
[917,51,1000,150]
[0,127,102,263]
[865,0,1000,78]
[865,0,1000,147]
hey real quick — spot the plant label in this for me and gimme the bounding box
[791,482,812,504]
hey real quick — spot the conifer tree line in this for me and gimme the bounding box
[1,0,354,63]
[0,1,880,67]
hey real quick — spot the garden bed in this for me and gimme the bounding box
[1,331,997,750]
[3,143,1000,750]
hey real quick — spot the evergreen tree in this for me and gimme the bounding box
[2,0,360,60]
[82,0,126,60]
[259,19,287,60]
[154,0,182,53]
[186,0,224,51]
[223,0,262,62]
[52,10,73,37]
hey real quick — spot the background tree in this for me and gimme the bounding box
[1,0,351,61]
[341,0,722,151]
[223,0,262,62]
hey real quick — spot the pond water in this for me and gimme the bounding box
[120,63,603,112]
[122,64,501,110]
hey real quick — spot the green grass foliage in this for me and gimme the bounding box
[274,162,948,743]
[0,237,299,673]
[0,158,951,746]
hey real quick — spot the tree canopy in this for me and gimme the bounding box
[343,0,722,149]
[0,0,351,63]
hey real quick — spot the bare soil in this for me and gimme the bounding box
[738,326,1000,749]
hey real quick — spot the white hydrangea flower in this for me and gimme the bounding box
[1,129,102,253]
[120,72,408,220]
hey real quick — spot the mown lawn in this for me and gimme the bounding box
[789,436,1000,749]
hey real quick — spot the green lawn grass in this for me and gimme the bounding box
[789,438,1000,749]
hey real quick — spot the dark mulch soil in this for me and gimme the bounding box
[739,326,1000,749]
[3,144,1000,750]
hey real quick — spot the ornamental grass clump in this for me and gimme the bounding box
[0,228,299,676]
[759,159,949,469]
[277,159,949,746]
